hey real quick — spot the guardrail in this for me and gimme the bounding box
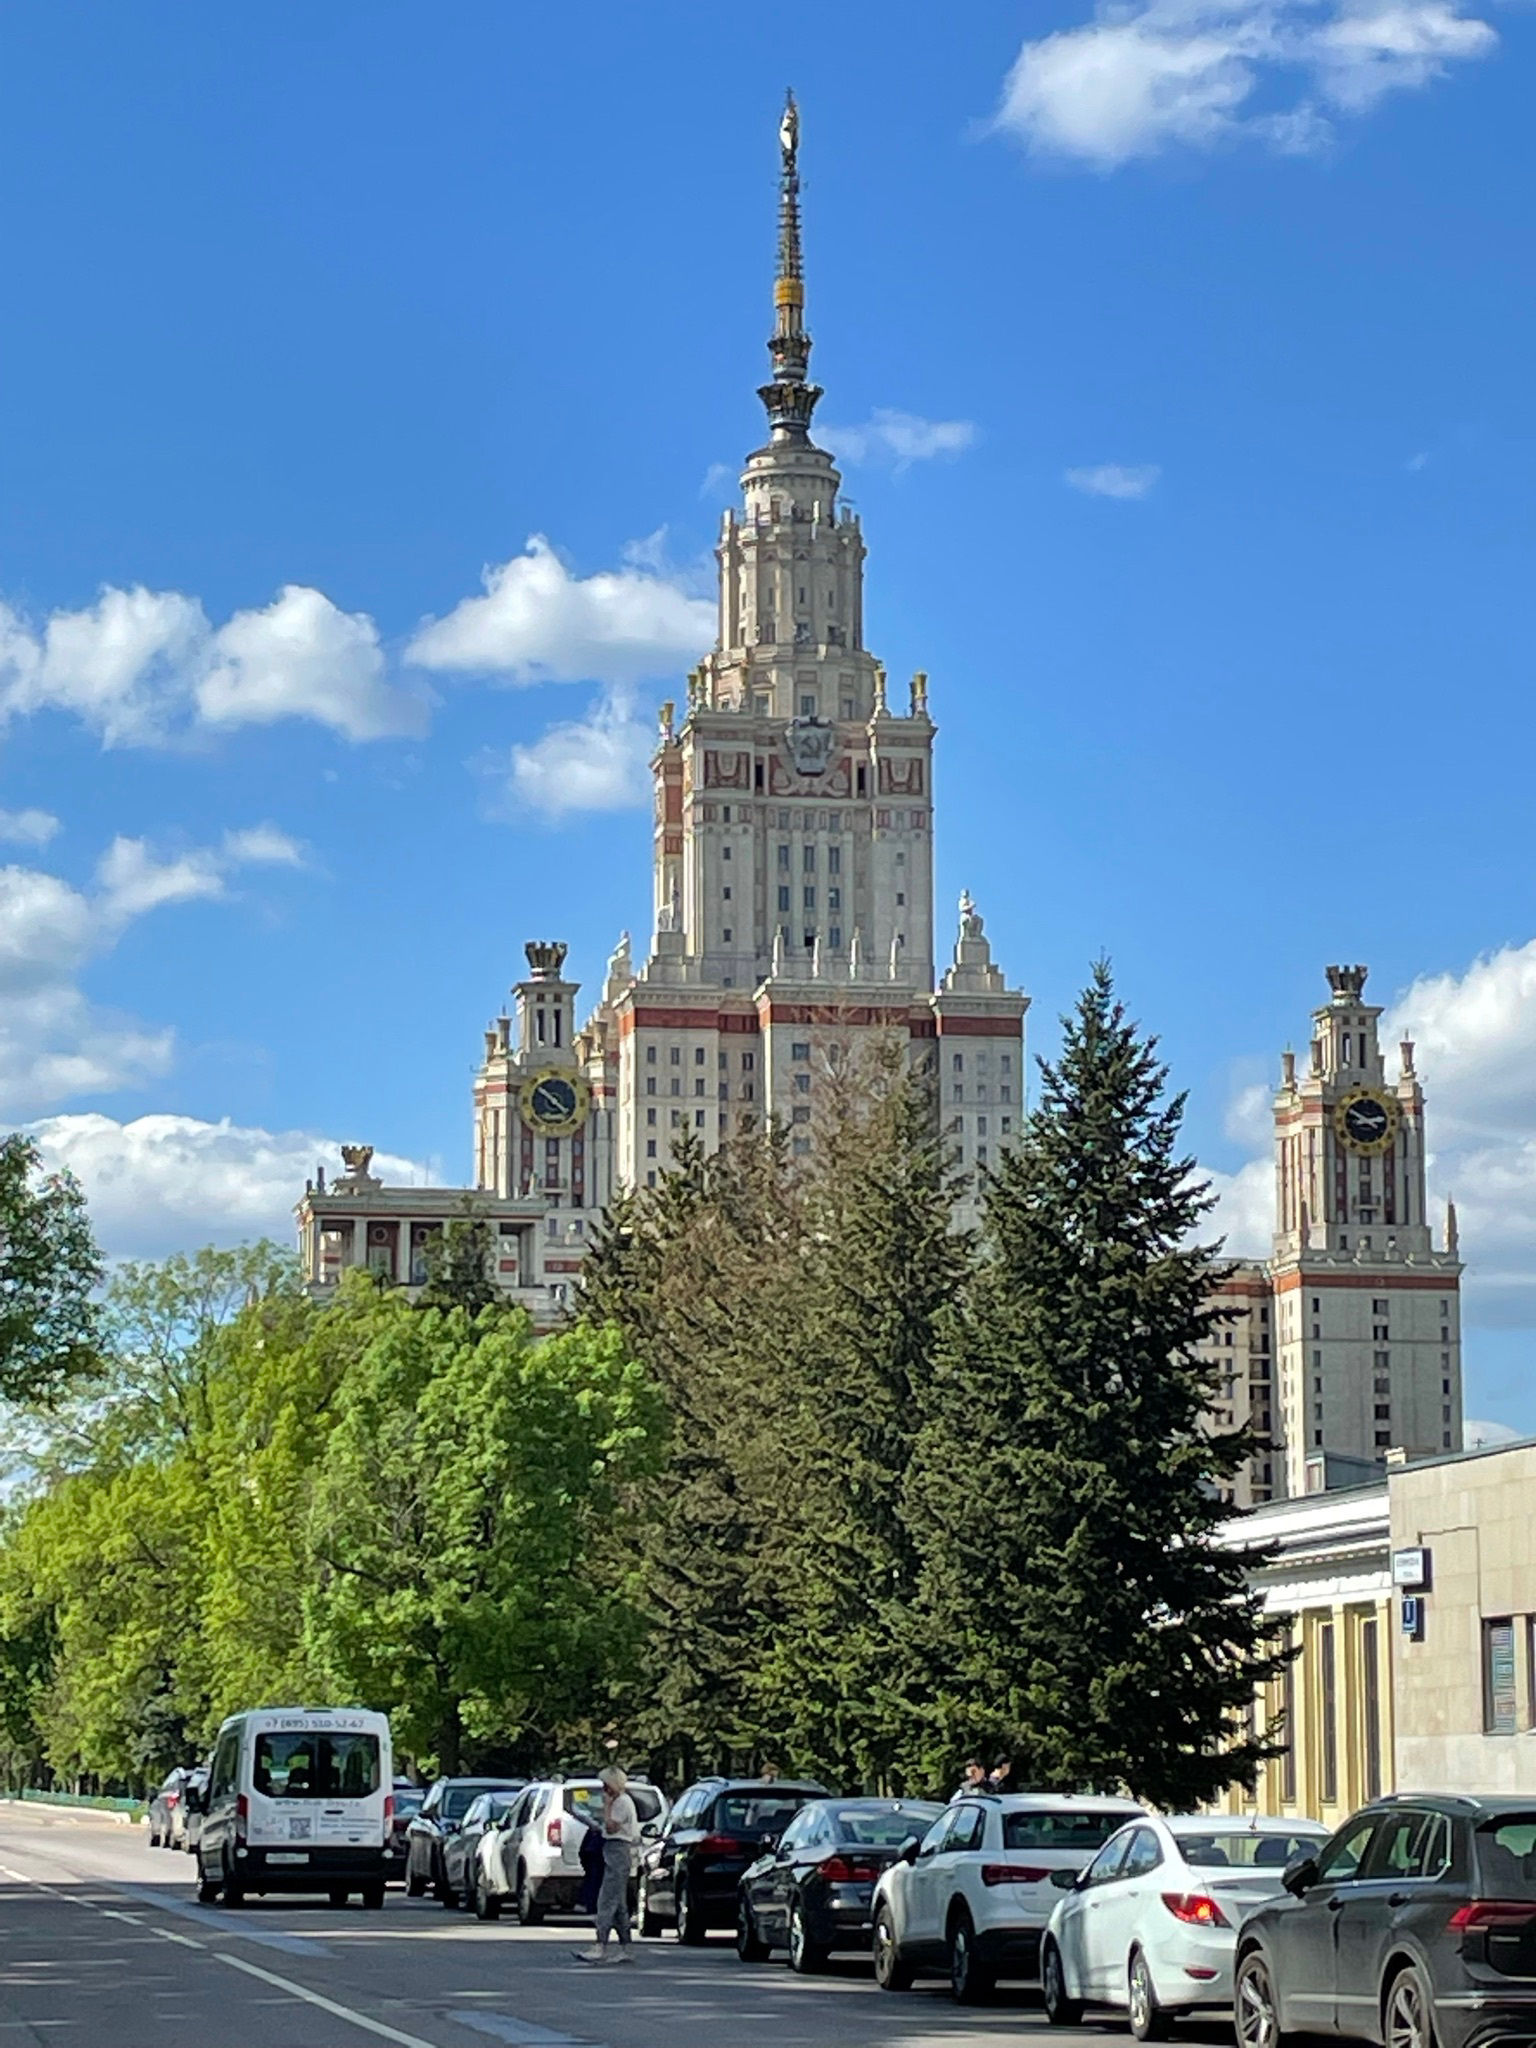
[3,1789,145,1817]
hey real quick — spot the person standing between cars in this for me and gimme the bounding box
[951,1758,987,1800]
[576,1766,639,1964]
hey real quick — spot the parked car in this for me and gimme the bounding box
[736,1796,944,1973]
[871,1792,1145,2003]
[440,1790,524,1913]
[147,1768,196,1849]
[1041,1812,1330,2037]
[182,1764,211,1855]
[384,1782,425,1884]
[1234,1794,1536,2048]
[488,1777,671,1924]
[405,1776,524,1900]
[639,1777,829,1944]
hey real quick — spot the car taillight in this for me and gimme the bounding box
[167,1792,180,1809]
[821,1856,880,1883]
[981,1864,1050,1887]
[546,1816,562,1847]
[698,1833,747,1857]
[1162,1892,1230,1927]
[235,1793,248,1844]
[1449,1901,1536,1932]
[383,1795,393,1828]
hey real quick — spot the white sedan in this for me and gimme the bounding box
[1041,1812,1329,2040]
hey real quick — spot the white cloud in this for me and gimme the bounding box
[407,536,714,686]
[699,461,736,500]
[993,0,1496,169]
[1204,1155,1274,1259]
[1066,462,1162,499]
[1466,1418,1523,1449]
[492,688,654,821]
[0,827,303,1116]
[23,1113,430,1261]
[197,585,427,741]
[0,808,61,848]
[816,410,977,471]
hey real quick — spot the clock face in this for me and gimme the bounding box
[520,1068,589,1136]
[1333,1088,1400,1156]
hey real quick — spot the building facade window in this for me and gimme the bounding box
[1484,1618,1518,1734]
[1362,1614,1382,1801]
[1319,1618,1339,1805]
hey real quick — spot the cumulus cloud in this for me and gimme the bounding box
[0,583,426,747]
[487,688,654,822]
[816,410,978,471]
[24,1113,430,1261]
[993,0,1496,169]
[1066,462,1162,499]
[407,536,714,686]
[0,827,303,1117]
[1204,1154,1274,1260]
[0,808,61,848]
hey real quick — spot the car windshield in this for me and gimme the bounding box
[565,1784,664,1825]
[831,1805,944,1846]
[442,1785,495,1821]
[1003,1810,1135,1852]
[252,1732,380,1800]
[1173,1829,1327,1869]
[394,1789,425,1814]
[1478,1817,1536,1895]
[717,1792,809,1835]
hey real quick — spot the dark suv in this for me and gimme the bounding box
[639,1777,830,1944]
[1235,1794,1536,2048]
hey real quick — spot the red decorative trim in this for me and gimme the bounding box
[934,1015,1024,1037]
[756,1000,918,1026]
[1273,1269,1458,1294]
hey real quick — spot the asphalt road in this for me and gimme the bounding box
[0,1802,1237,2048]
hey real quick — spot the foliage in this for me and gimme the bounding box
[0,1134,103,1406]
[906,962,1289,1808]
[418,1200,498,1316]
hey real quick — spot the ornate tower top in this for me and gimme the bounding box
[524,940,569,978]
[1325,963,1369,1000]
[757,90,822,446]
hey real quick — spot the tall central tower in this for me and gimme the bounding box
[597,95,1029,1217]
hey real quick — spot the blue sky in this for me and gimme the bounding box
[3,1,1533,1427]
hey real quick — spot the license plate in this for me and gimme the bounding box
[268,1852,309,1865]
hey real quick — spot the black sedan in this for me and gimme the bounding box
[405,1776,524,1900]
[737,1797,944,1973]
[1235,1793,1536,2048]
[639,1777,829,1944]
[441,1791,520,1917]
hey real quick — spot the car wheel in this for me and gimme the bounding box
[873,1904,914,1993]
[1042,1939,1084,2026]
[788,1899,830,1975]
[949,1908,994,2004]
[1235,1951,1288,2048]
[736,1894,769,1962]
[473,1870,501,1922]
[1129,1948,1172,2041]
[638,1873,663,1939]
[1385,1964,1438,2048]
[675,1876,706,1946]
[439,1875,460,1909]
[516,1866,544,1927]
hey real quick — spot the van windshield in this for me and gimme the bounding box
[253,1731,381,1800]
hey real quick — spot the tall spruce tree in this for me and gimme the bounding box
[908,962,1288,1809]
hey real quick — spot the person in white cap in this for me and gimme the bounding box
[575,1766,639,1963]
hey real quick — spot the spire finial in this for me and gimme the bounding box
[758,90,822,444]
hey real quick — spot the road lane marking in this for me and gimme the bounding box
[214,1952,444,2048]
[450,2017,591,2046]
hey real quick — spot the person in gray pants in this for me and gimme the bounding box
[576,1766,639,1963]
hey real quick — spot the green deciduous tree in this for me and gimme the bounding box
[908,962,1287,1808]
[0,1135,102,1406]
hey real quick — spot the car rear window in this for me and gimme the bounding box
[564,1784,664,1825]
[1003,1810,1135,1852]
[832,1805,944,1846]
[1173,1830,1326,1869]
[253,1732,380,1800]
[442,1786,482,1821]
[1478,1818,1536,1896]
[716,1792,810,1835]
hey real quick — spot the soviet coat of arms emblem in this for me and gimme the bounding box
[785,717,836,776]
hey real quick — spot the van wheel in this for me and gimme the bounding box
[195,1855,220,1907]
[329,1889,350,1907]
[1042,1939,1083,2025]
[362,1884,385,1911]
[223,1867,246,1910]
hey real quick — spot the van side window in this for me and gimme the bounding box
[211,1729,239,1799]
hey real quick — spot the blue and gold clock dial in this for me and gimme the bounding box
[520,1067,589,1135]
[1333,1087,1399,1156]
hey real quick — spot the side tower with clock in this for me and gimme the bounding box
[474,939,614,1241]
[1270,963,1463,1496]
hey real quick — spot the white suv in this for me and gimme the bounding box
[484,1778,669,1924]
[871,1792,1144,2003]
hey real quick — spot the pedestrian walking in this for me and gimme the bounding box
[575,1766,640,1963]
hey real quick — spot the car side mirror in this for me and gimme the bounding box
[1282,1854,1318,1896]
[899,1835,921,1866]
[640,1820,660,1840]
[1049,1867,1079,1890]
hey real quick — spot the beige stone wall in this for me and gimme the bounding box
[1391,1441,1536,1792]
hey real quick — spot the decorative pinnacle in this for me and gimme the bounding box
[758,89,822,444]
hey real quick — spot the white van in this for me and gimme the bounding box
[192,1706,394,1909]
